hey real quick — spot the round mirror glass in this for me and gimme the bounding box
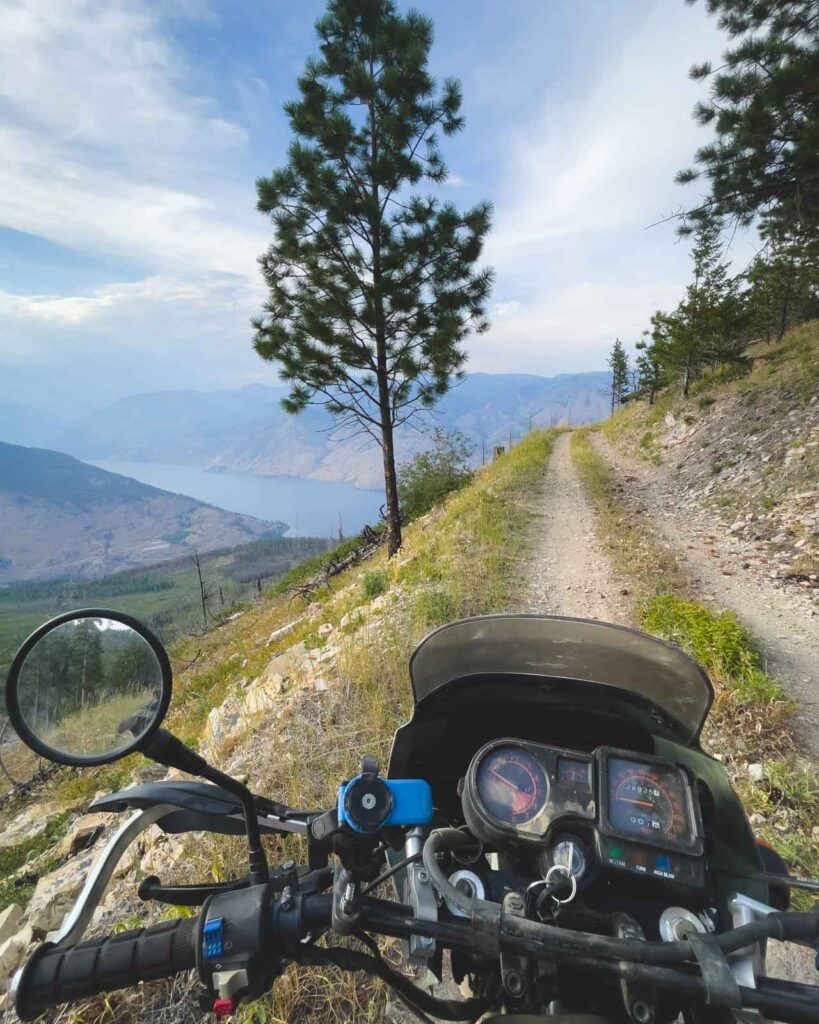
[6,612,171,766]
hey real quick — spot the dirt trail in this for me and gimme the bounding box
[515,432,632,623]
[594,433,819,760]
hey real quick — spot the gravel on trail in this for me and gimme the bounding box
[515,432,632,625]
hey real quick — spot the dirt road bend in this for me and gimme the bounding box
[516,432,632,624]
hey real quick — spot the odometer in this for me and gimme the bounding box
[476,746,549,825]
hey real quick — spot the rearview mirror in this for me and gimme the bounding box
[5,610,172,767]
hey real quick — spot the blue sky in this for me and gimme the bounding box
[0,0,735,413]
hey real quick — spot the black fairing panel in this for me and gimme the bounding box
[409,615,714,744]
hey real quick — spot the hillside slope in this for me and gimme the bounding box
[0,429,557,1019]
[0,442,285,582]
[605,321,818,597]
[597,322,819,751]
[0,403,816,1017]
[54,371,609,488]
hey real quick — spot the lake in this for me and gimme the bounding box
[90,460,383,539]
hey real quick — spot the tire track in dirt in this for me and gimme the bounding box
[593,433,819,760]
[514,432,632,624]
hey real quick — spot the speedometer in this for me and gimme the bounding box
[602,753,701,853]
[476,746,549,825]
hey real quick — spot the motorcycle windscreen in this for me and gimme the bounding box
[409,615,714,745]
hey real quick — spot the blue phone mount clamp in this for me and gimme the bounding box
[337,755,433,835]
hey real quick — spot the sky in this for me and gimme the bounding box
[0,0,737,415]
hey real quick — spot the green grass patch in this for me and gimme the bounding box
[361,569,388,599]
[639,595,789,708]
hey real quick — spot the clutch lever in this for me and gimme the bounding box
[49,804,178,948]
[138,874,250,906]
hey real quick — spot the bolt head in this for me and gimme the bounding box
[505,970,524,996]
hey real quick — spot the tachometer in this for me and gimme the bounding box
[475,746,549,825]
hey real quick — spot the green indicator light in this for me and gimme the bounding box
[609,845,622,859]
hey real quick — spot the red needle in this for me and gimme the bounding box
[489,767,521,792]
[622,798,655,808]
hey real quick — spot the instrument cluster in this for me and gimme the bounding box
[461,738,704,887]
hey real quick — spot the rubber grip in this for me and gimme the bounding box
[15,915,199,1021]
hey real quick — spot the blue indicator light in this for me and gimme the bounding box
[203,917,224,959]
[655,855,671,873]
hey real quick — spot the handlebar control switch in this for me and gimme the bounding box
[198,885,280,1012]
[337,756,433,835]
[203,918,225,960]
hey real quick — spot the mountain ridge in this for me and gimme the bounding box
[0,442,285,583]
[48,370,610,488]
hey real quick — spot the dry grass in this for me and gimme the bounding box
[46,429,556,1024]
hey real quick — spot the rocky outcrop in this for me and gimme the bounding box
[638,389,819,607]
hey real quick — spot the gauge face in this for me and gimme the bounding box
[476,746,549,825]
[607,757,692,843]
[557,757,590,785]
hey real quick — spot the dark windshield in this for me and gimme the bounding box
[409,615,713,744]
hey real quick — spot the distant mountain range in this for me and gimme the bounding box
[0,442,284,582]
[25,371,610,489]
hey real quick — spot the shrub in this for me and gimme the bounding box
[362,570,388,599]
[398,429,474,523]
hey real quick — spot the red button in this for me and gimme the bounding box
[213,999,235,1017]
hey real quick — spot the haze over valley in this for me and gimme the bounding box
[3,370,610,488]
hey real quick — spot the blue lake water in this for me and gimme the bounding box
[90,461,383,539]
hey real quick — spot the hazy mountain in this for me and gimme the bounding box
[0,442,285,582]
[0,401,69,448]
[54,371,610,488]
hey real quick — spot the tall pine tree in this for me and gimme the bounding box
[252,0,492,555]
[677,0,819,236]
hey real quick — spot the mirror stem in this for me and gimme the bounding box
[140,729,269,884]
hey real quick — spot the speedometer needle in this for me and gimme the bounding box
[489,767,520,792]
[621,798,654,808]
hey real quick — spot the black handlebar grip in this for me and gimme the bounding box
[14,915,199,1021]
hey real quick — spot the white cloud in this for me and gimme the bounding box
[468,278,685,374]
[0,0,736,404]
[0,0,266,279]
[0,276,210,324]
[471,0,726,373]
[488,3,721,266]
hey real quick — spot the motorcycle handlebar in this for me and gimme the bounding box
[13,916,199,1021]
[11,888,819,1024]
